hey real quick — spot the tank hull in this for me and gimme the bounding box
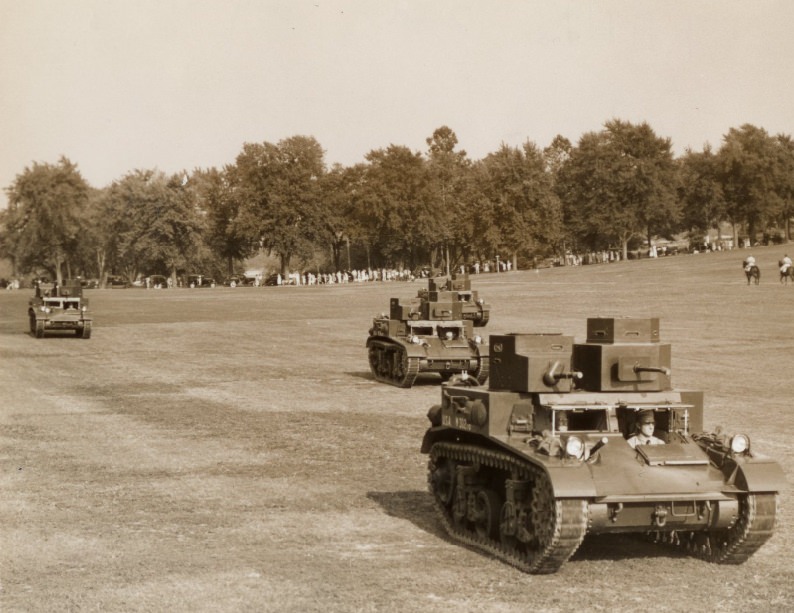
[422,382,785,573]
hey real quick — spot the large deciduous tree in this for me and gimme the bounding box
[233,136,325,276]
[716,124,781,245]
[556,120,679,259]
[424,126,472,274]
[105,169,206,284]
[359,144,431,270]
[471,141,563,268]
[3,156,90,283]
[677,145,726,243]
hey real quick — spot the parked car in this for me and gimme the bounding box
[224,274,256,287]
[186,274,216,288]
[154,275,170,288]
[106,275,130,288]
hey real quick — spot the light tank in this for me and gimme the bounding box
[416,274,491,327]
[28,280,93,339]
[367,277,489,387]
[421,317,784,573]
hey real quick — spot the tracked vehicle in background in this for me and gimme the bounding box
[421,317,784,573]
[417,274,491,327]
[367,276,489,387]
[28,280,93,339]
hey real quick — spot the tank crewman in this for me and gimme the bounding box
[743,255,756,271]
[627,411,665,448]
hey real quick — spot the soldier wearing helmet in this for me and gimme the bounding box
[627,411,665,448]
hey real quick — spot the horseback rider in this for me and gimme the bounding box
[743,254,756,272]
[780,254,792,274]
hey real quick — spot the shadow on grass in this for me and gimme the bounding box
[347,371,448,387]
[367,490,445,537]
[368,490,689,565]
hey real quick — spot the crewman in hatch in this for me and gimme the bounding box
[627,410,665,448]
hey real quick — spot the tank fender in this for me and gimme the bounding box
[732,460,787,493]
[544,465,598,498]
[366,335,425,358]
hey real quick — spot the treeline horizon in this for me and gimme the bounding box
[1,119,792,285]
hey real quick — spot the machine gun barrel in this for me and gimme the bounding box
[543,361,583,387]
[633,364,671,376]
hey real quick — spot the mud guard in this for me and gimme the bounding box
[545,465,598,498]
[733,460,787,493]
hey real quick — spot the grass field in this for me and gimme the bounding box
[1,245,792,612]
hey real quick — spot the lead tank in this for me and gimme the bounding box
[421,317,784,573]
[367,278,489,387]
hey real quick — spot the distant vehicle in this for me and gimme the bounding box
[106,275,130,289]
[367,275,489,387]
[186,274,216,288]
[224,274,256,287]
[28,280,93,338]
[264,273,295,286]
[147,275,169,288]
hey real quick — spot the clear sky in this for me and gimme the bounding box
[1,0,792,209]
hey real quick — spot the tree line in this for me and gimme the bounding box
[1,121,792,286]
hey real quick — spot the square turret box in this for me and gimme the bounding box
[489,333,575,393]
[586,317,660,344]
[573,342,671,392]
[421,300,462,320]
[428,290,458,302]
[390,297,418,320]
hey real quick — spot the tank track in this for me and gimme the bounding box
[474,354,489,385]
[428,442,588,574]
[652,492,777,564]
[368,340,420,388]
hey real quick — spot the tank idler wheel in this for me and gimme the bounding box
[429,456,456,507]
[685,493,777,565]
[472,489,502,540]
[35,320,45,338]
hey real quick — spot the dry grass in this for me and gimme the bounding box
[1,245,792,612]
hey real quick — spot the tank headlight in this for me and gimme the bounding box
[730,434,750,454]
[564,436,584,459]
[41,306,51,313]
[410,335,421,344]
[81,306,87,312]
[474,335,483,344]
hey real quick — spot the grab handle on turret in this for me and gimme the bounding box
[543,361,583,387]
[633,364,671,377]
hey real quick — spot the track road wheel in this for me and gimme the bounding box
[473,489,502,539]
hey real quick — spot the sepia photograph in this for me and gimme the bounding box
[1,2,792,611]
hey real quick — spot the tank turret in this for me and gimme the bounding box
[421,316,784,573]
[366,276,489,387]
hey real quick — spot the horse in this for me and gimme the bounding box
[780,260,793,284]
[744,264,760,285]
